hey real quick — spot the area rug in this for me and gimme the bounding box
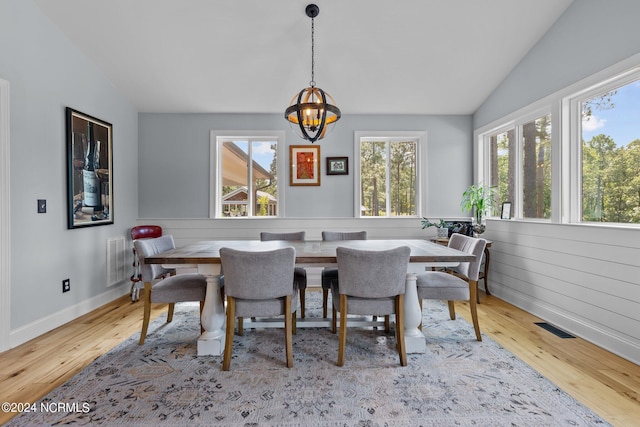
[7,293,610,426]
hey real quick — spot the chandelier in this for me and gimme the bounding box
[285,4,341,143]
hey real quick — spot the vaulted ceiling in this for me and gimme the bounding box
[33,0,573,115]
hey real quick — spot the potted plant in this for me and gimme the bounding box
[460,184,496,235]
[421,218,449,238]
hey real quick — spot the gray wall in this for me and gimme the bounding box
[0,0,139,335]
[475,0,640,364]
[138,113,472,219]
[474,0,640,129]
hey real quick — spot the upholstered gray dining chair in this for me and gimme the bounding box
[134,235,208,345]
[260,231,307,318]
[332,246,410,367]
[416,233,487,341]
[321,231,367,318]
[220,246,297,371]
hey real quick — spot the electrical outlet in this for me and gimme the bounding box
[62,279,70,293]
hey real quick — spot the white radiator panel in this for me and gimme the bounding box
[106,236,126,286]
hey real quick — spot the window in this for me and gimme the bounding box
[355,132,425,217]
[490,128,515,212]
[522,116,552,219]
[486,113,552,220]
[579,79,640,224]
[477,55,640,226]
[210,131,284,218]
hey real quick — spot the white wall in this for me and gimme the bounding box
[474,0,640,364]
[0,0,139,347]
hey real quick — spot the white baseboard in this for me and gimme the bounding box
[494,286,640,366]
[9,282,131,349]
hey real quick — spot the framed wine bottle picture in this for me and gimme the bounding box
[66,107,114,229]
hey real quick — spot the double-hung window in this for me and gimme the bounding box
[210,131,284,218]
[354,131,425,217]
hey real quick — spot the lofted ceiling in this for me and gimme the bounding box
[33,0,573,115]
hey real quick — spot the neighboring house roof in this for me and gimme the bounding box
[222,187,276,203]
[222,141,272,186]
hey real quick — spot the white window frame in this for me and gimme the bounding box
[480,107,554,221]
[564,67,640,224]
[475,51,640,227]
[209,130,285,219]
[353,131,427,218]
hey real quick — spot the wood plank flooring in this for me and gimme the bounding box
[1,290,639,426]
[454,295,640,427]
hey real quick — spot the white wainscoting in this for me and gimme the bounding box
[482,219,640,365]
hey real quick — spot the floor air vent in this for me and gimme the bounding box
[535,322,575,339]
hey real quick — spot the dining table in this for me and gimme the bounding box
[145,239,475,356]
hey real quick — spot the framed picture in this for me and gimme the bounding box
[326,156,349,175]
[501,201,512,219]
[66,107,114,229]
[290,145,320,186]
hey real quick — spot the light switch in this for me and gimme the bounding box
[38,199,46,213]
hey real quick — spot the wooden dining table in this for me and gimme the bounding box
[145,239,475,356]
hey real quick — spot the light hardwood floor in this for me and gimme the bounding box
[0,289,638,426]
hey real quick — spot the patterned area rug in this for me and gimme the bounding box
[9,292,610,426]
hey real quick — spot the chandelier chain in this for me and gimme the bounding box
[310,17,315,87]
[285,4,341,143]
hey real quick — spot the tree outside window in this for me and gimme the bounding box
[359,137,418,217]
[581,81,640,224]
[489,115,551,220]
[522,116,551,219]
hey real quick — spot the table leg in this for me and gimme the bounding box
[403,273,426,353]
[197,265,225,356]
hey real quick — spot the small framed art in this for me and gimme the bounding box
[290,145,321,186]
[326,157,348,175]
[501,202,512,219]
